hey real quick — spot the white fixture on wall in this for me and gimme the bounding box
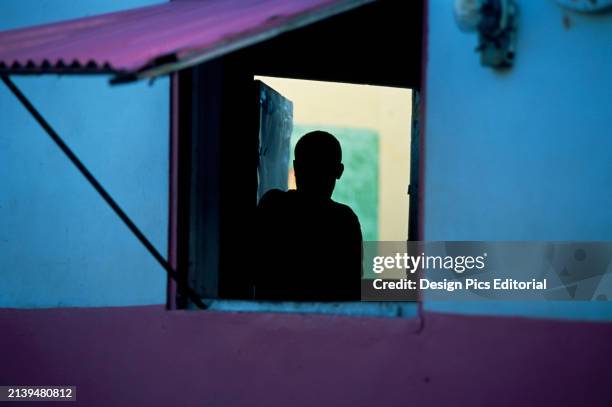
[454,0,518,69]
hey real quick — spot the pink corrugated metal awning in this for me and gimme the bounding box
[0,0,372,83]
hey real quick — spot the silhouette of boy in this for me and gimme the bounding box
[255,131,363,301]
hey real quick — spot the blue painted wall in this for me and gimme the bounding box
[424,0,612,320]
[0,0,169,307]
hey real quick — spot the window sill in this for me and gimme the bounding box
[191,300,418,318]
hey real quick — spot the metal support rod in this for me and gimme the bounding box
[1,75,206,310]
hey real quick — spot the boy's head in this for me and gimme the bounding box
[293,131,344,198]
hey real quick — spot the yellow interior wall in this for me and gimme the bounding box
[256,76,412,240]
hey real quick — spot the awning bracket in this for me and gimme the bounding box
[1,75,206,310]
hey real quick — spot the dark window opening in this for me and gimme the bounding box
[174,0,423,307]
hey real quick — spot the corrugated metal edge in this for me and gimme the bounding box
[0,60,117,75]
[0,0,374,83]
[0,1,175,76]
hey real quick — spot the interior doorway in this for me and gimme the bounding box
[255,76,413,242]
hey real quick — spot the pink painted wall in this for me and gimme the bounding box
[1,306,611,406]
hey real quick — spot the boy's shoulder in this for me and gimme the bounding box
[258,188,289,209]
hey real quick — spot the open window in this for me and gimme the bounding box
[174,0,423,308]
